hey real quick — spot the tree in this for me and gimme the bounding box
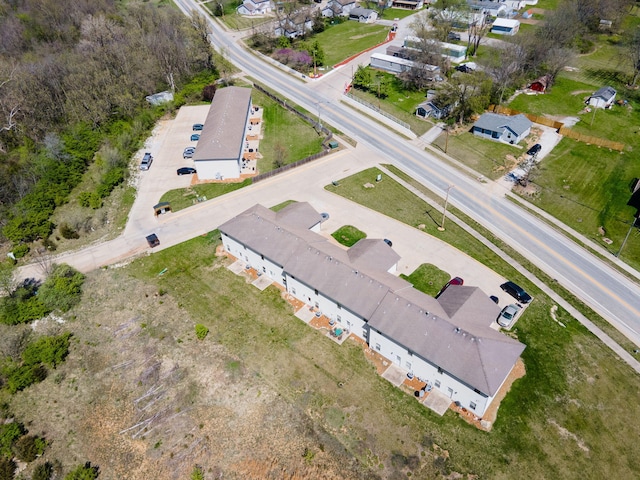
[435,72,492,124]
[12,435,46,462]
[482,43,524,104]
[191,465,205,480]
[0,457,16,480]
[0,262,16,298]
[466,14,490,58]
[36,264,85,313]
[273,143,288,168]
[352,65,372,90]
[32,462,54,480]
[626,27,640,86]
[64,462,99,480]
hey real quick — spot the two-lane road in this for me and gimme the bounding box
[173,0,640,345]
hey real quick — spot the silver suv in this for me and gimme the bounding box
[140,152,153,170]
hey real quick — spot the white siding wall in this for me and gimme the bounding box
[368,329,491,416]
[285,276,368,340]
[222,234,285,282]
[195,158,240,181]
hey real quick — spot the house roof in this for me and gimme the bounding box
[474,113,532,137]
[332,0,355,5]
[492,18,520,28]
[369,288,525,396]
[349,6,375,16]
[193,87,252,162]
[371,52,415,68]
[220,203,525,397]
[529,75,549,89]
[591,86,616,101]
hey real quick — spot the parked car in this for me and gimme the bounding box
[448,31,461,41]
[383,238,393,247]
[140,152,153,170]
[145,233,160,248]
[320,212,330,222]
[190,133,200,141]
[500,281,532,303]
[455,64,474,73]
[183,147,196,159]
[489,295,499,304]
[192,123,204,131]
[177,167,197,176]
[527,143,542,156]
[497,304,520,327]
[436,276,464,298]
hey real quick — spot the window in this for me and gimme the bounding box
[314,289,318,296]
[337,315,342,322]
[470,402,477,410]
[434,380,441,388]
[291,287,296,295]
[337,304,342,310]
[405,361,412,370]
[261,255,264,260]
[437,367,443,374]
[314,302,319,309]
[262,266,266,273]
[375,343,381,351]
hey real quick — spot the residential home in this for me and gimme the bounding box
[467,0,508,18]
[416,97,452,120]
[348,6,378,23]
[403,37,467,63]
[219,202,526,418]
[370,53,415,74]
[491,17,520,35]
[587,86,616,109]
[275,12,314,38]
[390,0,424,9]
[472,112,532,144]
[322,0,357,17]
[237,0,274,15]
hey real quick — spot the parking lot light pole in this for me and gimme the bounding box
[438,185,455,231]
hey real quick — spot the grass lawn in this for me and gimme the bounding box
[400,263,450,297]
[271,200,297,211]
[532,0,560,9]
[331,225,367,247]
[323,166,640,477]
[348,80,433,136]
[509,76,598,116]
[220,14,272,31]
[313,22,389,66]
[159,180,251,212]
[525,138,640,266]
[379,8,420,20]
[431,131,526,180]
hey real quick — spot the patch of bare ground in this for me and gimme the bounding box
[8,270,364,479]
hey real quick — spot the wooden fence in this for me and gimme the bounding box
[487,105,625,151]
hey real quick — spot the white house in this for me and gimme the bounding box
[237,0,273,15]
[390,0,424,9]
[587,86,617,109]
[403,37,467,63]
[192,86,253,181]
[348,6,378,23]
[467,1,509,18]
[370,53,415,74]
[322,0,357,17]
[472,112,532,144]
[219,202,526,418]
[491,17,520,35]
[275,13,314,39]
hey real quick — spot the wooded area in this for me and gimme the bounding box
[0,0,215,247]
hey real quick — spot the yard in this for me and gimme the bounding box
[312,21,389,67]
[331,225,367,247]
[400,263,450,297]
[431,131,526,180]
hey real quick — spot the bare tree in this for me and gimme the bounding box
[273,143,288,168]
[626,27,640,86]
[482,43,523,104]
[0,62,21,137]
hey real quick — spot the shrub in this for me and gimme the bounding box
[77,192,102,210]
[37,264,85,313]
[0,296,49,325]
[64,462,99,480]
[11,245,29,259]
[60,223,80,240]
[191,466,204,480]
[32,462,53,480]
[0,457,16,480]
[195,324,209,340]
[0,422,24,458]
[22,333,72,368]
[12,435,46,462]
[4,364,47,393]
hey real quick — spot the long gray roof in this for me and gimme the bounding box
[474,113,532,137]
[193,86,252,162]
[220,203,525,396]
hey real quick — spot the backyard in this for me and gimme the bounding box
[312,21,389,67]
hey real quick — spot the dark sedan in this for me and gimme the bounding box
[177,167,197,176]
[500,281,532,304]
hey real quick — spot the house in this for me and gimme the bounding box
[416,98,452,120]
[472,113,532,144]
[348,6,378,23]
[275,12,314,38]
[467,1,508,18]
[587,86,616,109]
[322,0,357,17]
[192,86,253,180]
[219,202,526,418]
[386,45,418,60]
[390,0,424,9]
[237,0,273,15]
[491,17,520,35]
[528,75,550,93]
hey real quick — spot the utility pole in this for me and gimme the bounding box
[444,125,450,153]
[438,185,455,231]
[615,220,637,258]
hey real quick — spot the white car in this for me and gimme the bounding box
[183,147,196,159]
[497,304,520,328]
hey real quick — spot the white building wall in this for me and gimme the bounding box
[285,276,368,340]
[221,233,285,283]
[368,329,491,416]
[195,158,240,181]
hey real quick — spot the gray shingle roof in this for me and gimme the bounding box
[592,86,616,101]
[474,113,532,137]
[220,204,525,396]
[349,6,375,16]
[193,86,252,163]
